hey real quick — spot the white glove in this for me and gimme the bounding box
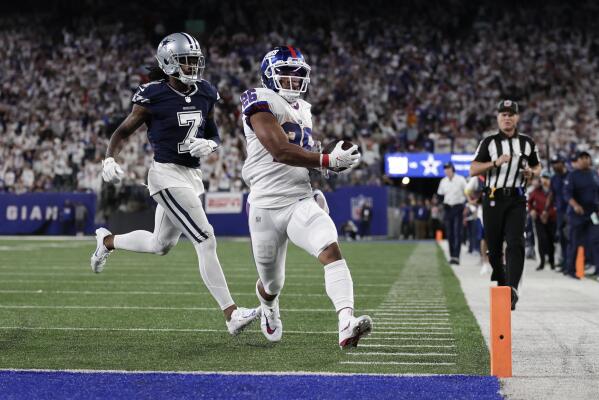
[189,137,218,158]
[321,141,361,171]
[101,157,125,184]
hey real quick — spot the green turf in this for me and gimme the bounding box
[0,239,488,374]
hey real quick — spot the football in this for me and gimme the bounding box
[322,140,359,172]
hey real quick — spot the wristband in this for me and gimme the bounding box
[320,153,330,168]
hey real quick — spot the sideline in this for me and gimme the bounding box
[439,240,599,400]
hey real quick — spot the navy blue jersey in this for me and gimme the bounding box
[132,79,220,168]
[564,169,599,224]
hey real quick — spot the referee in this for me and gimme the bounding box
[470,100,541,310]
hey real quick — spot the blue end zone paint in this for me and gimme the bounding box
[0,371,502,400]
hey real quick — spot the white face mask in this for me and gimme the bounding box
[264,61,311,102]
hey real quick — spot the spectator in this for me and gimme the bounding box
[437,162,467,264]
[528,173,557,270]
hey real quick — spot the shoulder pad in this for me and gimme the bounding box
[197,80,219,102]
[296,98,312,110]
[240,88,282,117]
[132,80,166,105]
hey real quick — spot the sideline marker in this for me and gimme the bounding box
[575,246,585,279]
[435,230,443,241]
[490,286,512,377]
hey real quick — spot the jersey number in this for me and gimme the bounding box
[240,89,258,110]
[177,111,204,153]
[282,122,314,151]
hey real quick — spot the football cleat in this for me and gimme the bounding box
[339,315,373,349]
[226,307,261,336]
[260,301,283,342]
[90,227,112,273]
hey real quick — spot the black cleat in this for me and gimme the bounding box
[510,287,519,311]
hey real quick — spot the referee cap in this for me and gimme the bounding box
[497,100,519,114]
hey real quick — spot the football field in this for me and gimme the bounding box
[0,238,493,397]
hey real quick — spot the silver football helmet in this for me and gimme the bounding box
[155,32,205,85]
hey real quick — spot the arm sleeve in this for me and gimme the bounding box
[528,140,540,167]
[473,138,491,162]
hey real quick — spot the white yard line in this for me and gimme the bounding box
[364,337,455,341]
[373,327,452,331]
[0,326,337,335]
[0,272,389,279]
[0,279,390,288]
[375,322,451,326]
[347,352,457,357]
[0,305,374,313]
[374,312,449,315]
[373,318,449,322]
[339,361,456,366]
[0,289,382,298]
[360,344,456,348]
[0,368,448,377]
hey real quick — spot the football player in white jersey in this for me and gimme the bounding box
[91,33,259,336]
[240,46,373,348]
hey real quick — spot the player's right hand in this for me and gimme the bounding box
[101,157,125,184]
[189,137,218,158]
[324,141,361,171]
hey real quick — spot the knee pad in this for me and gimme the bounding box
[253,239,277,264]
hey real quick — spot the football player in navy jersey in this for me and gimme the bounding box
[90,32,259,335]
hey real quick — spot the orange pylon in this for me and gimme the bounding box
[435,230,443,241]
[576,246,585,279]
[490,286,512,377]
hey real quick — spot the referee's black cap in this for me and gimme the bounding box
[497,100,519,114]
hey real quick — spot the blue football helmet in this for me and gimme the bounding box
[260,46,311,103]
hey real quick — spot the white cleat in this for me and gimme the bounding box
[226,307,261,336]
[90,227,112,273]
[260,300,283,342]
[480,262,492,275]
[339,315,373,349]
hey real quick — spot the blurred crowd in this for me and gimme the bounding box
[1,1,599,212]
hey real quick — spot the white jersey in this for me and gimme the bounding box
[241,88,314,208]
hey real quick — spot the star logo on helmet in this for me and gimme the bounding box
[161,38,174,47]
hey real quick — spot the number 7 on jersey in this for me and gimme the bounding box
[177,111,204,153]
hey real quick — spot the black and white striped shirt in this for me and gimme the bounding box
[473,130,540,189]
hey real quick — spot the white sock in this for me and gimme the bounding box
[114,230,155,252]
[195,237,235,310]
[324,259,354,315]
